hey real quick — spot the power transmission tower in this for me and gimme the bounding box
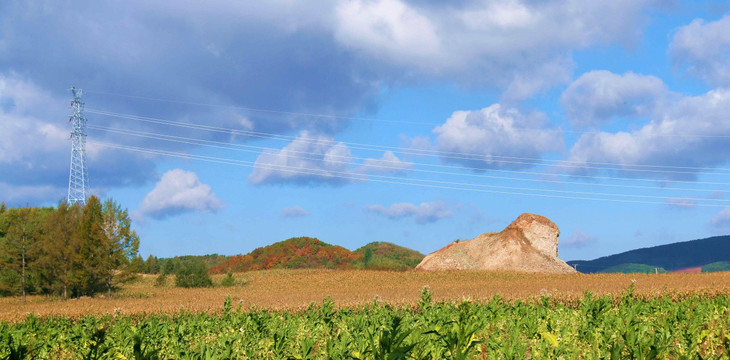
[67,87,89,205]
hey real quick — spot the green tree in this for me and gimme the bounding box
[144,255,160,274]
[175,258,212,288]
[71,196,107,297]
[221,272,235,287]
[0,207,42,303]
[100,198,140,297]
[363,248,373,266]
[36,202,81,298]
[129,255,145,274]
[161,258,178,275]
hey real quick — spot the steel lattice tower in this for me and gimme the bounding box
[67,87,89,205]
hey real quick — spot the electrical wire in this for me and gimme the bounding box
[85,89,730,139]
[86,124,730,193]
[86,108,730,175]
[86,140,730,207]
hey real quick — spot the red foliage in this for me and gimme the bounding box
[209,237,362,273]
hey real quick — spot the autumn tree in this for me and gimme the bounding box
[100,198,139,297]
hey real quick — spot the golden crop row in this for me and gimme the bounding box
[1,269,729,322]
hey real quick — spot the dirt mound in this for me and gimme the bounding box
[416,213,576,274]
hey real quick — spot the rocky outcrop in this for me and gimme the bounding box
[416,213,576,273]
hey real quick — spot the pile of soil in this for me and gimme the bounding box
[416,213,576,274]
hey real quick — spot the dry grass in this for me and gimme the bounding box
[1,269,730,322]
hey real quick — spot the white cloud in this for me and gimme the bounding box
[334,0,654,99]
[433,104,563,170]
[139,169,224,220]
[334,0,441,67]
[561,70,668,127]
[365,201,452,224]
[562,228,597,248]
[670,14,730,86]
[357,150,412,175]
[248,131,354,185]
[249,132,414,185]
[710,207,730,230]
[665,197,696,209]
[566,87,730,180]
[280,206,311,218]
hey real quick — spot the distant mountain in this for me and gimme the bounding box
[206,237,424,273]
[354,242,425,271]
[568,235,730,273]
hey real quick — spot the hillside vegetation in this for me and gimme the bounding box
[600,263,668,274]
[354,242,425,270]
[702,261,730,273]
[205,237,425,273]
[568,235,730,273]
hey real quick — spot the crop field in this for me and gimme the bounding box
[2,269,730,322]
[2,270,730,358]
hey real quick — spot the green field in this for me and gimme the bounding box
[3,288,730,359]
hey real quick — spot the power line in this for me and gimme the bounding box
[87,140,729,207]
[85,89,730,139]
[87,108,730,175]
[87,124,730,193]
[84,91,435,126]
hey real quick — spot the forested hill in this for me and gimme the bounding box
[206,237,425,273]
[567,235,730,273]
[355,242,425,271]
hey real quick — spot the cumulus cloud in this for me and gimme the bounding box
[561,71,668,127]
[670,14,730,86]
[433,104,563,170]
[139,169,224,220]
[334,0,441,66]
[248,131,354,186]
[562,228,597,248]
[357,151,412,175]
[566,87,730,180]
[365,201,452,224]
[334,0,655,98]
[280,206,311,218]
[249,132,415,185]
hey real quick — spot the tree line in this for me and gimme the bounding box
[0,196,139,301]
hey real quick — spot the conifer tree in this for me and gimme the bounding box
[71,196,107,296]
[145,255,160,274]
[0,207,42,303]
[37,202,80,298]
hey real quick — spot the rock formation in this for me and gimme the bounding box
[416,213,576,273]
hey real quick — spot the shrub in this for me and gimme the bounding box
[174,258,212,288]
[154,273,167,287]
[221,272,235,287]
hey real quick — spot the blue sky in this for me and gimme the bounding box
[2,1,730,262]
